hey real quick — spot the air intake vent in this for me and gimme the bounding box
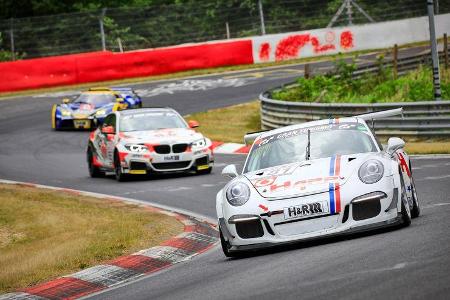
[352,199,381,221]
[172,143,188,153]
[235,219,264,239]
[154,145,171,154]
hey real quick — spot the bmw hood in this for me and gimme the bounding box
[119,128,204,144]
[244,153,376,199]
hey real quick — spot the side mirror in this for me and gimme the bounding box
[62,98,70,104]
[188,120,199,129]
[386,137,405,155]
[101,125,115,135]
[222,164,238,179]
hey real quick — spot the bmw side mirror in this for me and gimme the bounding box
[188,120,199,128]
[386,137,405,156]
[222,164,238,179]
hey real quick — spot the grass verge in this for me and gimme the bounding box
[187,101,450,154]
[0,184,183,293]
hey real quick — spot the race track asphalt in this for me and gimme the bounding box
[0,45,449,299]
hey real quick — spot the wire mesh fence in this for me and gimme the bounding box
[0,0,449,61]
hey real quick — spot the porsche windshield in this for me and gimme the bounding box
[74,93,116,106]
[119,112,187,132]
[244,123,377,173]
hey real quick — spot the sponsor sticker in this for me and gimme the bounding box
[283,201,329,220]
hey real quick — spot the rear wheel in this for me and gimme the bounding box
[87,147,103,178]
[410,177,421,218]
[114,152,127,182]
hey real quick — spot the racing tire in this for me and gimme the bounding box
[400,182,412,227]
[87,147,103,178]
[114,152,128,182]
[220,227,242,258]
[410,177,421,218]
[196,167,212,175]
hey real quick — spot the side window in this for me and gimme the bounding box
[102,114,116,131]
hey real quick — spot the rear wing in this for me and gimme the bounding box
[355,108,403,121]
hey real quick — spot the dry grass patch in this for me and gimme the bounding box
[186,101,261,143]
[405,142,450,154]
[0,184,183,293]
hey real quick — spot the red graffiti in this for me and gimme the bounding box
[275,34,310,61]
[340,31,354,49]
[311,36,336,53]
[259,42,271,61]
[264,31,354,62]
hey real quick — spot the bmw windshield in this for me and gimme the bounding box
[119,111,187,132]
[244,122,377,173]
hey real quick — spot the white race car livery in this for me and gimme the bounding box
[216,110,419,257]
[87,108,213,181]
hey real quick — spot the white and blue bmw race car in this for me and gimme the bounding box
[216,109,420,257]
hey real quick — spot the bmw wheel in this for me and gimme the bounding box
[114,152,127,182]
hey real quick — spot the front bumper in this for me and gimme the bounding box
[119,148,213,174]
[221,177,401,252]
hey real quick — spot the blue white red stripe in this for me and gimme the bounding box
[329,155,342,214]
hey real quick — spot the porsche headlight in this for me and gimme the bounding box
[226,182,250,206]
[191,138,206,150]
[95,109,106,116]
[358,159,384,184]
[124,144,148,153]
[61,110,71,117]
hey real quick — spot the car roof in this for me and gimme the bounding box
[258,117,366,139]
[118,107,176,116]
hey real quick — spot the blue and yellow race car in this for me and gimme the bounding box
[51,88,142,130]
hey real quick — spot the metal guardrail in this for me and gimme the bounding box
[259,50,450,138]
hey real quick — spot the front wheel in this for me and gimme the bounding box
[114,152,127,182]
[220,227,243,258]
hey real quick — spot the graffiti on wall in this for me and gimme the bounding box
[258,30,354,62]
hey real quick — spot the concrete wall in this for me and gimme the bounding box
[252,13,450,63]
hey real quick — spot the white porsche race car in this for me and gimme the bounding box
[87,108,214,181]
[216,108,420,257]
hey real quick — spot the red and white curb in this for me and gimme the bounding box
[0,179,218,300]
[211,141,250,154]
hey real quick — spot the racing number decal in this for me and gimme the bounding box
[329,155,342,214]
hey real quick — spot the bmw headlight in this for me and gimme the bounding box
[61,110,71,117]
[191,138,206,150]
[225,182,250,206]
[95,109,106,116]
[124,144,148,153]
[358,159,384,184]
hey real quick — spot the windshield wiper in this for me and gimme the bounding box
[305,129,311,161]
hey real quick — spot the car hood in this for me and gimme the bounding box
[119,128,203,144]
[244,153,374,199]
